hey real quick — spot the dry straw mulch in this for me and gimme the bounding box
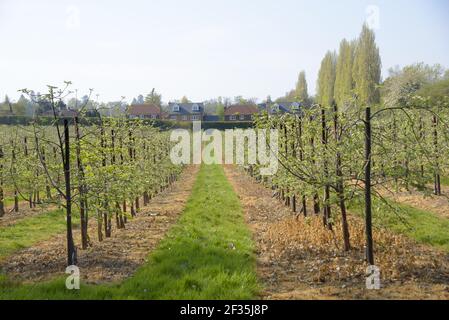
[223,165,449,300]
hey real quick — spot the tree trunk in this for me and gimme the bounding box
[334,104,350,251]
[433,115,441,196]
[97,216,103,242]
[321,106,332,230]
[310,117,320,215]
[14,190,19,212]
[0,187,4,217]
[0,153,4,217]
[131,202,136,217]
[75,117,89,249]
[104,212,111,237]
[302,195,307,217]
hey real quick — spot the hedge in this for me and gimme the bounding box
[0,116,254,130]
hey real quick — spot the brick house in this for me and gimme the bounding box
[224,104,259,121]
[127,104,162,119]
[168,102,204,121]
[268,102,302,115]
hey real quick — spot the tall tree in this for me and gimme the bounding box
[216,104,225,121]
[14,95,28,116]
[352,24,382,106]
[144,88,162,105]
[334,39,356,108]
[316,51,337,107]
[295,71,309,105]
[137,95,145,104]
[4,95,13,113]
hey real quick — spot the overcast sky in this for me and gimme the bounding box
[0,0,448,103]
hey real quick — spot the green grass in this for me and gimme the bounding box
[349,197,449,252]
[0,209,69,260]
[441,176,449,187]
[1,194,21,206]
[0,164,260,300]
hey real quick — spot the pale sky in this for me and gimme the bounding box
[0,0,448,104]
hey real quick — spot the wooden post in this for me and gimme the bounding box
[0,147,4,217]
[64,119,77,266]
[364,107,374,265]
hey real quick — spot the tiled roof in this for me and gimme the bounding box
[128,104,161,116]
[168,103,204,114]
[270,102,302,114]
[224,104,259,116]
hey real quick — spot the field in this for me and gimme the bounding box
[0,113,448,299]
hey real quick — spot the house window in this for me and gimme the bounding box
[182,115,188,121]
[291,102,300,112]
[191,115,200,121]
[170,115,177,120]
[230,115,237,121]
[172,104,180,112]
[151,115,157,119]
[239,115,245,120]
[192,104,200,112]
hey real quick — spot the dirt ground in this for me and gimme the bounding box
[223,165,449,300]
[0,165,199,284]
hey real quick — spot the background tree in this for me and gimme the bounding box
[382,63,445,108]
[144,88,162,106]
[352,24,382,107]
[137,95,145,104]
[334,39,355,108]
[295,71,309,106]
[216,97,225,120]
[316,51,337,107]
[181,96,190,103]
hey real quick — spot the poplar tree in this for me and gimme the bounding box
[295,70,309,105]
[317,51,337,107]
[352,24,382,106]
[334,39,356,108]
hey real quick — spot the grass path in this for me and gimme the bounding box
[0,209,69,260]
[0,164,259,299]
[348,197,449,252]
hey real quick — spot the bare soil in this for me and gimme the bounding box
[0,165,199,284]
[223,165,449,300]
